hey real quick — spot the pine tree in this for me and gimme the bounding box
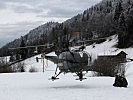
[126,8,133,46]
[99,5,103,11]
[114,2,123,23]
[118,13,128,48]
[19,37,28,59]
[106,1,109,7]
[127,0,131,5]
[119,13,126,27]
[109,1,112,7]
[9,55,15,62]
[52,28,57,43]
[87,13,89,20]
[20,36,25,47]
[82,13,85,22]
[63,27,69,50]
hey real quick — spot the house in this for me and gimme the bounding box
[98,51,127,63]
[92,51,127,76]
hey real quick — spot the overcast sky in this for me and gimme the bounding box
[0,0,101,48]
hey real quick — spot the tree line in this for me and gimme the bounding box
[0,0,133,57]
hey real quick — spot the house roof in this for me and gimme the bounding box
[98,50,127,56]
[118,51,127,55]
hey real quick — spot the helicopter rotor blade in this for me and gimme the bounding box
[8,44,47,50]
[77,37,108,44]
[45,56,59,64]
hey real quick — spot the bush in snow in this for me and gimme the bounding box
[0,57,13,73]
[12,62,26,72]
[114,63,128,77]
[0,65,13,73]
[91,71,104,77]
[29,67,38,73]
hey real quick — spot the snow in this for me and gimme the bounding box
[85,35,118,58]
[0,35,133,100]
[0,56,10,63]
[0,70,133,100]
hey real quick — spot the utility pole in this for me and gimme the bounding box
[41,52,45,73]
[36,52,47,73]
[43,57,44,72]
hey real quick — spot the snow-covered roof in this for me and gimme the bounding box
[46,52,56,56]
[98,50,127,56]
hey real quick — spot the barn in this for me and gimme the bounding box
[92,51,127,76]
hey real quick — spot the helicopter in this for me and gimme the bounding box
[8,34,108,81]
[44,34,109,81]
[45,46,92,81]
[7,33,133,82]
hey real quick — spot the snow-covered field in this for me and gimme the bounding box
[0,35,133,100]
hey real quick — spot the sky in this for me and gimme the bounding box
[0,0,102,48]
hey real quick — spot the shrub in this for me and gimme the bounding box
[91,58,118,76]
[0,65,13,73]
[17,62,25,72]
[0,57,13,73]
[29,67,38,72]
[91,56,127,77]
[11,62,26,72]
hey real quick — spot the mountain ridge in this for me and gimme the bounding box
[0,0,133,56]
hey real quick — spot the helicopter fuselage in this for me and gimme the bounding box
[58,51,91,73]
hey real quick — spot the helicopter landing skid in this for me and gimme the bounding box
[75,72,87,81]
[75,78,87,81]
[49,71,61,81]
[49,76,59,81]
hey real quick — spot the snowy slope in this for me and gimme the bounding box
[85,35,133,59]
[0,35,133,100]
[23,52,57,72]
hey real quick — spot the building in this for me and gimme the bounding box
[98,51,127,63]
[92,51,127,76]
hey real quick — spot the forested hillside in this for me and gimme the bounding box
[0,0,133,56]
[0,22,58,56]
